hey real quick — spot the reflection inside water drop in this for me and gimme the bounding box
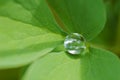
[64,33,86,55]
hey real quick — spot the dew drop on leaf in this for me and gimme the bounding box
[64,33,86,55]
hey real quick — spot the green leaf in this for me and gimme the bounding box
[115,0,120,13]
[0,68,19,80]
[0,16,63,69]
[0,0,63,34]
[47,0,106,40]
[21,47,120,80]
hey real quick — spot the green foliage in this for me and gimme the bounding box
[91,0,120,55]
[21,47,120,80]
[0,0,119,80]
[47,0,106,40]
[0,17,63,69]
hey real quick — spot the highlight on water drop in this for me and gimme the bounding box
[64,33,86,55]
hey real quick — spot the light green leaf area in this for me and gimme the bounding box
[47,0,106,41]
[0,17,64,69]
[22,47,120,80]
[0,0,63,34]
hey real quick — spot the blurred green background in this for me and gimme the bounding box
[91,0,120,56]
[0,0,120,80]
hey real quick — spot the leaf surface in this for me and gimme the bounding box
[22,47,120,80]
[0,0,63,34]
[0,16,63,69]
[47,0,106,40]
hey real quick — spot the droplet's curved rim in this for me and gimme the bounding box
[64,33,87,55]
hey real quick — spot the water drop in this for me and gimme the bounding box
[64,33,86,55]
